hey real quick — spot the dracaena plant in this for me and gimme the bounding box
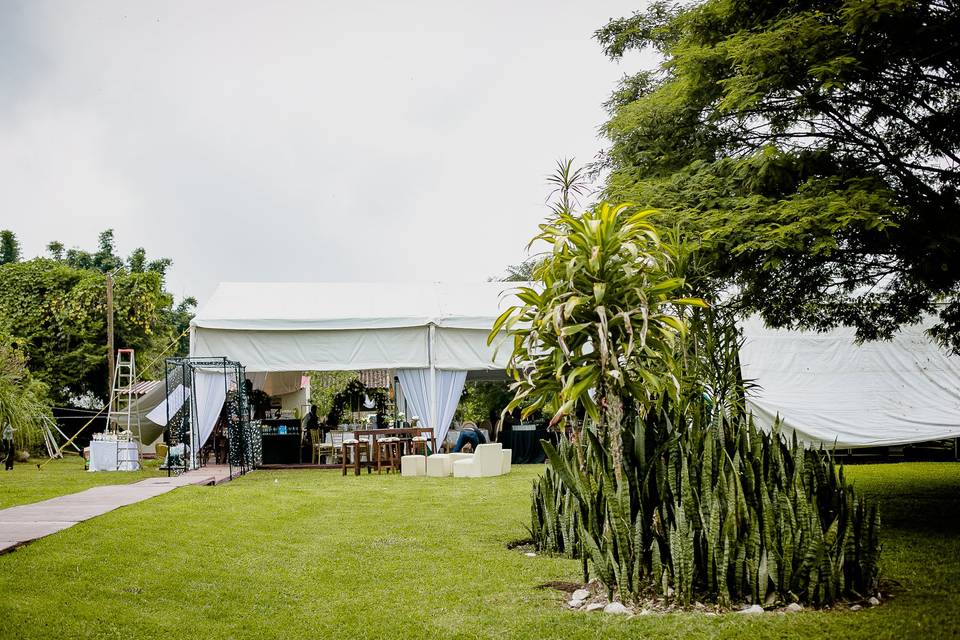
[490,201,705,438]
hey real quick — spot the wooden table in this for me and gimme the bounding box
[342,427,436,475]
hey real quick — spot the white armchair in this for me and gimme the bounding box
[452,443,510,478]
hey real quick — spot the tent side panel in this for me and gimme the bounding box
[740,316,960,448]
[192,327,430,372]
[433,328,510,370]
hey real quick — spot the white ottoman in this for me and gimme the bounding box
[501,449,512,474]
[401,455,426,477]
[426,454,452,477]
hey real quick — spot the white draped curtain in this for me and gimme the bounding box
[434,370,467,446]
[192,370,228,468]
[396,368,467,448]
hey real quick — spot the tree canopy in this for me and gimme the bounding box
[0,231,194,404]
[0,231,20,266]
[597,0,960,350]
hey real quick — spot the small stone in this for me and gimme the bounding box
[585,603,605,612]
[849,604,863,611]
[785,603,803,613]
[571,589,590,601]
[738,604,765,615]
[666,587,675,597]
[524,552,536,557]
[867,597,880,607]
[604,602,631,615]
[568,599,584,608]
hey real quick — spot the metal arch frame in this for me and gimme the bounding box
[163,356,255,478]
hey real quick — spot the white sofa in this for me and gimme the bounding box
[452,443,511,478]
[426,452,471,477]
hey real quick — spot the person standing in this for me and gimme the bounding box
[2,421,14,471]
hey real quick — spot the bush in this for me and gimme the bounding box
[499,200,880,606]
[533,413,881,606]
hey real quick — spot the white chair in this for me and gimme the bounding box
[401,455,426,477]
[453,443,507,478]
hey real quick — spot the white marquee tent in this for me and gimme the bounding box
[190,282,523,446]
[740,315,960,448]
[186,281,960,453]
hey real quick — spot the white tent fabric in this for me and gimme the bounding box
[434,370,467,446]
[146,384,190,426]
[396,369,431,428]
[396,369,468,447]
[191,282,527,372]
[189,281,960,452]
[192,370,228,462]
[115,381,169,445]
[246,371,304,396]
[740,315,960,448]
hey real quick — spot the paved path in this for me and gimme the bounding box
[0,465,243,553]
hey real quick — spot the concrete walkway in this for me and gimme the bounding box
[0,465,243,553]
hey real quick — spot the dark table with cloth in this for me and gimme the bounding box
[260,419,304,465]
[500,423,558,464]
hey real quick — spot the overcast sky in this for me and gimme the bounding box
[0,1,653,305]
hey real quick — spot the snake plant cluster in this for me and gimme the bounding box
[493,202,881,606]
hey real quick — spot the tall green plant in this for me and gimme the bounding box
[0,335,53,450]
[503,202,881,606]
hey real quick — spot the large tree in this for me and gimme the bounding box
[597,0,960,349]
[0,232,194,403]
[0,231,20,266]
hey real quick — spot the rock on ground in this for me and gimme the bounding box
[785,603,803,613]
[868,597,880,607]
[850,604,863,611]
[571,589,590,601]
[738,604,765,615]
[603,602,631,615]
[585,603,606,613]
[568,599,584,609]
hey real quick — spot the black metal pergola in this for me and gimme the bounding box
[163,356,260,477]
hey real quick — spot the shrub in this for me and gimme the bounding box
[499,201,880,606]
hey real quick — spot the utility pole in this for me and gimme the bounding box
[106,271,115,390]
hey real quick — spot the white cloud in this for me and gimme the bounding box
[0,0,654,303]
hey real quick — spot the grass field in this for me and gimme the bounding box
[0,462,957,639]
[0,456,162,510]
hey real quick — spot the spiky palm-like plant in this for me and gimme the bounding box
[498,202,881,606]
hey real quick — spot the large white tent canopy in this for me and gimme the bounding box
[191,282,525,444]
[191,282,520,372]
[189,281,960,451]
[740,316,960,448]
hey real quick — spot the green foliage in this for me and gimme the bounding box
[0,334,53,450]
[309,371,360,420]
[535,410,882,606]
[506,199,880,605]
[0,230,20,266]
[309,373,388,425]
[455,381,513,425]
[492,201,702,428]
[46,241,64,261]
[597,0,960,351]
[0,229,193,402]
[0,461,955,638]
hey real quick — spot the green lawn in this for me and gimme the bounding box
[0,462,957,639]
[0,456,163,510]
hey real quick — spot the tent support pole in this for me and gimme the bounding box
[429,324,437,443]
